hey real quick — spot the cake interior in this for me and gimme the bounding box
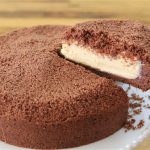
[61,43,142,79]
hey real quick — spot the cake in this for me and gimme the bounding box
[0,25,128,149]
[61,20,150,91]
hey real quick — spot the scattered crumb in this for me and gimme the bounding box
[124,119,136,132]
[124,118,144,132]
[124,92,145,132]
[133,109,142,115]
[124,88,150,132]
[126,85,131,93]
[130,93,143,101]
[129,103,141,109]
[137,120,145,129]
[127,114,132,119]
[143,104,150,109]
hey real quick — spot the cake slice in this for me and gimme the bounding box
[61,20,150,91]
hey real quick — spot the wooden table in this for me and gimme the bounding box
[0,0,150,149]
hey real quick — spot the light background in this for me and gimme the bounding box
[0,0,150,149]
[0,0,150,33]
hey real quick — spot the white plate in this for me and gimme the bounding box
[0,83,150,150]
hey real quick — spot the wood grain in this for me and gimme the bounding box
[0,0,150,33]
[0,0,150,150]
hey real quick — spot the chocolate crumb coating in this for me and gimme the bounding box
[0,25,128,149]
[63,20,150,90]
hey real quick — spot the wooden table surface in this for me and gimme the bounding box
[0,0,150,149]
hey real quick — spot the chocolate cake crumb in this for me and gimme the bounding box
[124,92,145,132]
[124,117,144,131]
[125,89,150,132]
[126,85,131,93]
[147,106,150,109]
[129,103,141,109]
[133,109,142,115]
[143,104,150,109]
[137,120,145,129]
[124,119,136,132]
[127,114,132,119]
[130,94,143,101]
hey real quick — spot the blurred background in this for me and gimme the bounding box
[0,0,150,34]
[0,0,150,150]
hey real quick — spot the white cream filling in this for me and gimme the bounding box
[61,44,142,79]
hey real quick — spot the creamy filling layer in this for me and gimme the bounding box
[61,44,142,79]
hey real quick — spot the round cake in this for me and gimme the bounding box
[0,25,128,149]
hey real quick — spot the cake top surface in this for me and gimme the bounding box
[0,25,128,124]
[63,20,150,63]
